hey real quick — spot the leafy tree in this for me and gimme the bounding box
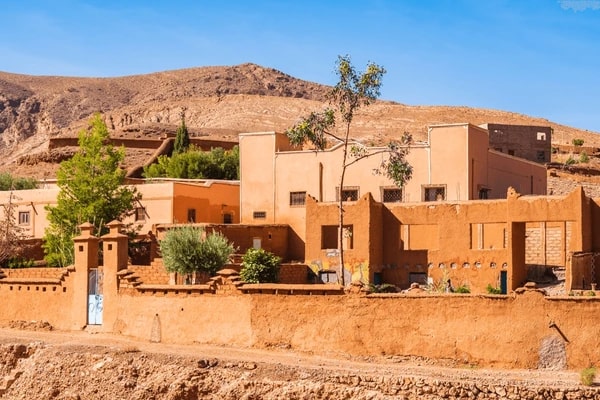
[43,114,141,267]
[572,138,584,147]
[240,248,281,283]
[0,173,38,191]
[144,146,239,180]
[285,55,413,286]
[0,191,29,266]
[173,109,190,155]
[160,225,235,276]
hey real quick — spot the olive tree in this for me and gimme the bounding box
[285,55,412,286]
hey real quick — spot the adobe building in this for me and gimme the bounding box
[481,123,552,163]
[239,123,547,260]
[0,179,240,242]
[305,187,597,293]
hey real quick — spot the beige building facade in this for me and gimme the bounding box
[239,123,547,260]
[0,180,240,241]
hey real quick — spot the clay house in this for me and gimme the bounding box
[239,123,547,262]
[481,123,552,164]
[0,179,240,244]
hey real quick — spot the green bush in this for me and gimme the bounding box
[160,226,235,276]
[240,248,281,283]
[486,284,502,294]
[454,284,471,293]
[0,173,38,191]
[565,156,577,166]
[573,138,584,147]
[144,146,239,180]
[368,283,397,293]
[581,366,596,386]
[3,257,34,269]
[580,151,590,163]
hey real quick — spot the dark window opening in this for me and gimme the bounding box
[536,151,545,161]
[135,207,146,222]
[479,188,490,199]
[289,191,306,206]
[223,213,233,224]
[382,188,402,203]
[336,186,359,202]
[423,186,446,202]
[321,225,338,249]
[18,211,30,225]
[253,211,266,219]
[508,149,515,156]
[187,208,196,223]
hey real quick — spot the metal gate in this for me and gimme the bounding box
[88,268,103,325]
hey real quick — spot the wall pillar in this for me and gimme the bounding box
[72,222,99,330]
[101,220,129,332]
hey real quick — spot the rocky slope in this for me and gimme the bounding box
[0,327,594,400]
[1,63,600,180]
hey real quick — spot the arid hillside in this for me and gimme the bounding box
[1,62,599,179]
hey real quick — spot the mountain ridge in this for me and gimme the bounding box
[0,63,599,179]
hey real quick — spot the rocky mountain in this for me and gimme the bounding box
[1,62,599,179]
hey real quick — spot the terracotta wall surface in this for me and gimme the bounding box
[106,288,600,370]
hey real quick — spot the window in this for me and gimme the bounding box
[135,207,146,222]
[289,191,306,206]
[537,132,546,141]
[536,150,546,161]
[321,225,338,249]
[508,149,515,156]
[422,185,446,202]
[336,186,359,202]
[253,211,266,219]
[494,147,503,153]
[18,211,30,225]
[382,187,402,203]
[479,188,490,199]
[187,208,196,223]
[223,213,233,224]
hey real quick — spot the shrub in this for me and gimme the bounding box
[486,284,502,294]
[581,366,596,386]
[368,283,397,293]
[240,248,281,283]
[580,151,589,163]
[454,284,471,294]
[160,226,234,276]
[565,156,577,166]
[573,138,584,147]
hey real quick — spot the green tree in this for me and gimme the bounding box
[143,146,240,180]
[43,114,141,267]
[285,55,412,286]
[0,173,38,191]
[160,225,235,277]
[240,248,281,283]
[173,109,190,155]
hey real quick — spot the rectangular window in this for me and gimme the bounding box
[508,149,515,156]
[536,150,546,161]
[422,185,446,202]
[537,132,547,141]
[253,211,266,219]
[223,213,233,224]
[478,188,490,199]
[289,191,306,206]
[187,208,196,223]
[18,211,30,225]
[382,187,402,203]
[336,186,359,202]
[135,207,146,222]
[321,225,338,249]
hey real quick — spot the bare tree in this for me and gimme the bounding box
[286,55,413,286]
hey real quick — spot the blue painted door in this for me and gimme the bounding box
[500,271,508,295]
[88,269,103,325]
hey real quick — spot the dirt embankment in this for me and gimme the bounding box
[0,327,595,400]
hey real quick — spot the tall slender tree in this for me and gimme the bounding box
[173,107,190,155]
[286,55,413,286]
[43,114,141,267]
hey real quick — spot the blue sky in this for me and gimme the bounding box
[2,1,600,132]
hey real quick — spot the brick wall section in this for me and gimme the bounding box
[0,267,69,280]
[278,264,312,284]
[486,123,551,163]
